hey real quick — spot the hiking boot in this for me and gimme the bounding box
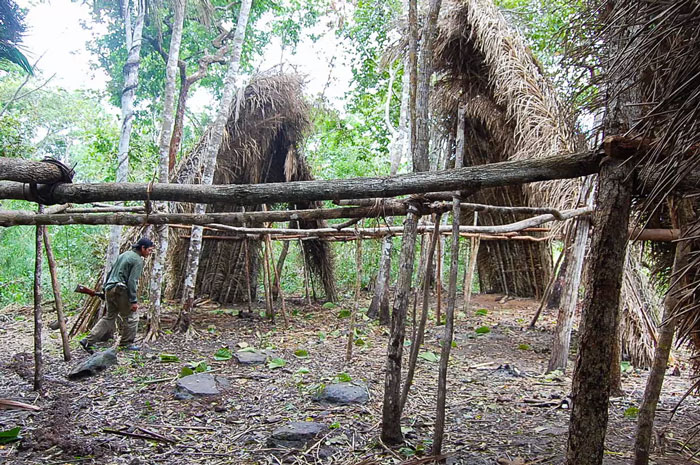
[79,339,95,355]
[119,344,140,351]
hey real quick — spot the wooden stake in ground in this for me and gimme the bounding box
[346,232,362,362]
[634,198,693,465]
[43,229,71,362]
[381,203,421,445]
[243,237,253,313]
[262,233,274,321]
[462,210,479,313]
[272,240,289,301]
[299,239,311,306]
[400,213,442,411]
[266,233,288,327]
[435,235,442,324]
[33,208,44,391]
[566,159,633,465]
[433,115,463,456]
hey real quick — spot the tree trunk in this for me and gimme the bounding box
[548,177,594,373]
[400,214,441,411]
[178,0,253,331]
[43,230,71,362]
[105,0,146,271]
[546,254,568,310]
[33,213,44,391]
[368,236,392,321]
[566,160,633,465]
[381,204,420,445]
[147,0,186,342]
[634,199,693,465]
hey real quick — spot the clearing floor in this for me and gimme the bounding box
[1,293,698,464]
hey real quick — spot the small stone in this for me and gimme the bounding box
[315,382,369,405]
[268,421,325,449]
[67,348,118,380]
[235,351,267,365]
[175,373,230,399]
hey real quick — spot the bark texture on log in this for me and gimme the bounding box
[566,160,633,465]
[0,157,68,184]
[0,151,602,206]
[381,205,420,445]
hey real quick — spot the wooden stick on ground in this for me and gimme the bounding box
[33,207,44,391]
[43,228,71,361]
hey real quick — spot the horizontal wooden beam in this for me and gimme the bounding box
[0,150,602,206]
[0,157,71,184]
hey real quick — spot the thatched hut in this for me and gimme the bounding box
[164,72,337,305]
[431,0,662,366]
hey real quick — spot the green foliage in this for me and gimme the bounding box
[475,308,489,316]
[180,360,209,377]
[334,372,352,383]
[267,357,287,369]
[159,353,180,363]
[214,347,233,361]
[0,426,21,444]
[475,326,491,335]
[293,349,309,359]
[418,351,439,363]
[623,406,639,419]
[518,343,532,350]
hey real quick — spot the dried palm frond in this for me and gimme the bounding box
[433,0,582,211]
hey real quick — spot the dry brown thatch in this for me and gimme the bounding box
[563,0,700,356]
[164,72,337,304]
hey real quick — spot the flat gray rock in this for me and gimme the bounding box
[68,348,118,380]
[175,373,230,399]
[316,382,369,405]
[235,350,267,365]
[268,421,325,448]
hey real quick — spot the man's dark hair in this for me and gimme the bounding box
[133,237,154,249]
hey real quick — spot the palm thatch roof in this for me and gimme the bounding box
[163,72,337,304]
[563,0,700,356]
[430,0,665,364]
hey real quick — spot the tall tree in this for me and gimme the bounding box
[105,0,147,271]
[146,0,186,342]
[176,0,253,332]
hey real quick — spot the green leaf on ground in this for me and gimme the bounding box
[237,347,256,353]
[159,353,180,363]
[268,357,287,369]
[335,372,352,383]
[296,367,310,375]
[475,309,489,316]
[518,343,531,350]
[214,347,232,361]
[337,309,351,318]
[475,326,491,334]
[294,349,309,358]
[624,406,639,418]
[0,427,21,444]
[322,302,337,309]
[418,351,439,363]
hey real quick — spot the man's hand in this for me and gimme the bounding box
[131,303,139,312]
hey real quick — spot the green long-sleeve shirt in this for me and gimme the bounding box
[104,250,144,303]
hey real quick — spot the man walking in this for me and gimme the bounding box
[80,237,154,353]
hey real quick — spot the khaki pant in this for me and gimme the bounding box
[85,286,138,345]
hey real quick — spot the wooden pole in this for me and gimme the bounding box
[633,199,692,465]
[381,203,421,445]
[566,160,633,465]
[43,229,71,362]
[346,233,362,362]
[33,207,44,391]
[299,239,311,306]
[0,150,604,206]
[262,233,274,321]
[462,212,480,313]
[266,234,288,327]
[400,213,442,411]
[272,240,290,300]
[528,246,565,328]
[435,234,442,324]
[243,238,253,313]
[0,157,70,184]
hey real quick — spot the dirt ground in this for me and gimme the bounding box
[1,293,698,465]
